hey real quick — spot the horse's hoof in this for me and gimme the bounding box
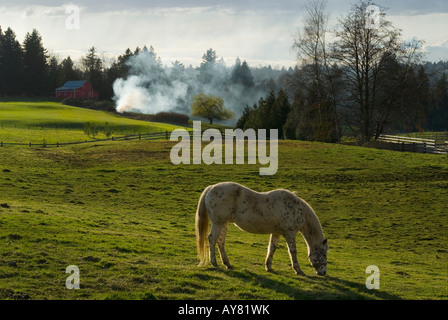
[225,265,234,270]
[296,270,305,276]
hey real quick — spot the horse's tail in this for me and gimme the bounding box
[196,185,212,266]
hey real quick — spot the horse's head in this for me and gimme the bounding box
[309,238,329,276]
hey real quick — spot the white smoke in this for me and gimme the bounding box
[113,75,151,113]
[112,47,281,122]
[113,47,190,114]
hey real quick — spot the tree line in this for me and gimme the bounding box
[1,0,447,143]
[0,26,281,102]
[237,0,447,143]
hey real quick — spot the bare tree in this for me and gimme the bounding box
[331,0,423,142]
[286,0,340,142]
[293,0,328,98]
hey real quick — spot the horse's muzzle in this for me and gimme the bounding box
[317,269,326,276]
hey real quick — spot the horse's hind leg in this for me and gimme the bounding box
[265,233,280,272]
[208,223,225,268]
[285,233,305,276]
[217,224,233,269]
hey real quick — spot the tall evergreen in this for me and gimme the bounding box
[231,57,255,88]
[239,90,290,138]
[198,48,217,84]
[60,56,80,83]
[0,27,23,94]
[81,47,103,97]
[23,29,49,95]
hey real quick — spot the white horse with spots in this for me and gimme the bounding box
[195,182,329,276]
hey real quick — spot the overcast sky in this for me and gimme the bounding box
[0,0,447,68]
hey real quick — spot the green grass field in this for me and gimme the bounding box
[0,100,181,144]
[0,101,447,300]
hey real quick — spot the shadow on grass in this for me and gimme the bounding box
[221,269,401,300]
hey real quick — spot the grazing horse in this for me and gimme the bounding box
[195,182,328,276]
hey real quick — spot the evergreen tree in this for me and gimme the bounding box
[231,57,242,84]
[81,47,103,97]
[47,56,62,94]
[231,57,255,88]
[170,60,186,82]
[108,48,134,81]
[430,73,448,131]
[271,89,290,138]
[239,90,290,138]
[23,29,49,95]
[198,48,217,84]
[60,56,80,83]
[0,27,23,94]
[239,61,255,88]
[235,105,253,129]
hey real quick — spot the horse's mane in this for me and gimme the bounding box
[290,190,325,241]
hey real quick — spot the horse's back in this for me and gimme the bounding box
[204,182,306,234]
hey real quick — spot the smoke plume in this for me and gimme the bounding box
[112,47,280,123]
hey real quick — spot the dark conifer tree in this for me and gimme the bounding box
[23,29,49,95]
[0,27,23,95]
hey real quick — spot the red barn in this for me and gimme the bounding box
[56,80,99,99]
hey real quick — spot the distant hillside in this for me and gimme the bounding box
[0,100,181,144]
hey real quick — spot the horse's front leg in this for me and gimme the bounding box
[265,233,280,272]
[285,233,305,276]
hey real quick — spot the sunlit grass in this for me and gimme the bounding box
[0,138,446,300]
[0,101,181,144]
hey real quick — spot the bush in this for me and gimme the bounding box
[149,112,189,126]
[61,97,83,107]
[83,122,99,138]
[90,100,116,112]
[122,111,189,126]
[61,98,115,112]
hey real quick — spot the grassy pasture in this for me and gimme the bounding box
[0,100,181,144]
[0,101,446,300]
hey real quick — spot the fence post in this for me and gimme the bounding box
[29,142,31,147]
[1,141,2,147]
[166,131,168,140]
[139,133,141,140]
[57,142,59,147]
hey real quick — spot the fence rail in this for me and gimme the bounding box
[377,134,448,155]
[0,131,172,148]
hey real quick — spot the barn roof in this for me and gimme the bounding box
[56,80,87,91]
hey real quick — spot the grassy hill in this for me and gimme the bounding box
[0,100,446,300]
[0,100,181,144]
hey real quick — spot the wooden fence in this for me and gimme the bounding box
[0,131,171,148]
[377,134,448,155]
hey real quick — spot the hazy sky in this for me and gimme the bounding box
[1,0,447,68]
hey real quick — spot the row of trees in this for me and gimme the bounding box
[0,25,281,103]
[1,0,447,141]
[0,27,96,97]
[236,90,290,139]
[237,0,447,142]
